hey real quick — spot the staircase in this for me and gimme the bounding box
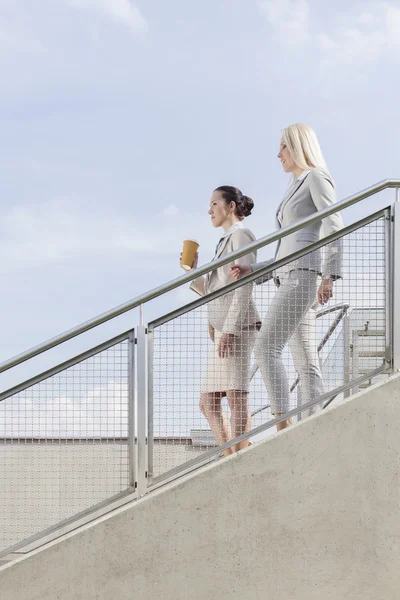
[351,326,388,391]
[0,375,400,599]
[0,179,400,598]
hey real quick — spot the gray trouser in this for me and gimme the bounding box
[254,270,324,415]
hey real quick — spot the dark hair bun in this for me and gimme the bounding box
[214,185,255,220]
[238,194,254,217]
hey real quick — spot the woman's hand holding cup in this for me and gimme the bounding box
[179,251,198,271]
[180,239,199,271]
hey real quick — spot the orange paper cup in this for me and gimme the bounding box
[181,239,199,271]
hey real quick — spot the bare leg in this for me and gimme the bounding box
[275,413,293,431]
[200,392,233,456]
[226,390,251,453]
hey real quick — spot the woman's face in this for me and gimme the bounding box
[208,191,232,228]
[277,138,297,173]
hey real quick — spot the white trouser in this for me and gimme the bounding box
[254,270,324,415]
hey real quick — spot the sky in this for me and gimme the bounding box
[0,0,399,386]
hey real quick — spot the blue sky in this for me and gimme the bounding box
[0,0,399,384]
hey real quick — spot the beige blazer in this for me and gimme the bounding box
[190,227,260,335]
[253,167,344,282]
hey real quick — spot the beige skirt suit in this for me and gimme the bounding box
[190,224,260,394]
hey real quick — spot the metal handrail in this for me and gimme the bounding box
[0,178,399,374]
[0,329,133,404]
[250,303,350,417]
[148,208,387,330]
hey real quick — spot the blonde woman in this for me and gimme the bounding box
[231,124,344,431]
[185,186,260,455]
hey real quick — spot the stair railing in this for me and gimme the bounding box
[250,303,350,419]
[0,179,399,561]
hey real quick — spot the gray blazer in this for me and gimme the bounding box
[253,167,344,282]
[190,227,260,335]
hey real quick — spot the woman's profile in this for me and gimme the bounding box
[184,186,259,455]
[231,124,344,430]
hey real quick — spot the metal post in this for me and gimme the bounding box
[147,327,154,483]
[296,387,302,422]
[392,197,400,372]
[343,312,351,399]
[385,208,393,369]
[140,304,144,326]
[128,330,136,489]
[136,325,148,496]
[351,333,360,396]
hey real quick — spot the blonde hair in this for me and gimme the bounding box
[282,123,327,171]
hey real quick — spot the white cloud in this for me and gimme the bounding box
[67,0,148,34]
[163,204,179,216]
[317,26,383,68]
[0,199,157,269]
[0,381,129,437]
[0,29,45,54]
[383,2,400,52]
[357,12,380,26]
[0,3,46,55]
[0,198,214,272]
[317,2,400,69]
[257,0,310,46]
[257,0,400,68]
[0,0,147,62]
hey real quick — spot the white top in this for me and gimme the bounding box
[220,221,244,238]
[214,221,244,256]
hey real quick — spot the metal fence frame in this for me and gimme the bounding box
[1,180,399,559]
[0,329,138,560]
[1,179,399,375]
[145,207,392,489]
[251,302,351,418]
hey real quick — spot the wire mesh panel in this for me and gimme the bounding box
[149,305,215,481]
[149,212,389,482]
[321,308,387,387]
[0,335,132,551]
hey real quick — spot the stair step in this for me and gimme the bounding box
[356,351,385,358]
[354,330,385,337]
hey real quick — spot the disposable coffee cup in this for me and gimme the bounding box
[181,239,199,271]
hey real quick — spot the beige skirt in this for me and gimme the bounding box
[201,329,257,394]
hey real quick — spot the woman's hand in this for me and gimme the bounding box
[180,251,198,270]
[318,279,333,305]
[230,263,251,280]
[208,323,215,342]
[217,333,235,358]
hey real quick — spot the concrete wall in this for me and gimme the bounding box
[0,440,208,549]
[1,375,400,600]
